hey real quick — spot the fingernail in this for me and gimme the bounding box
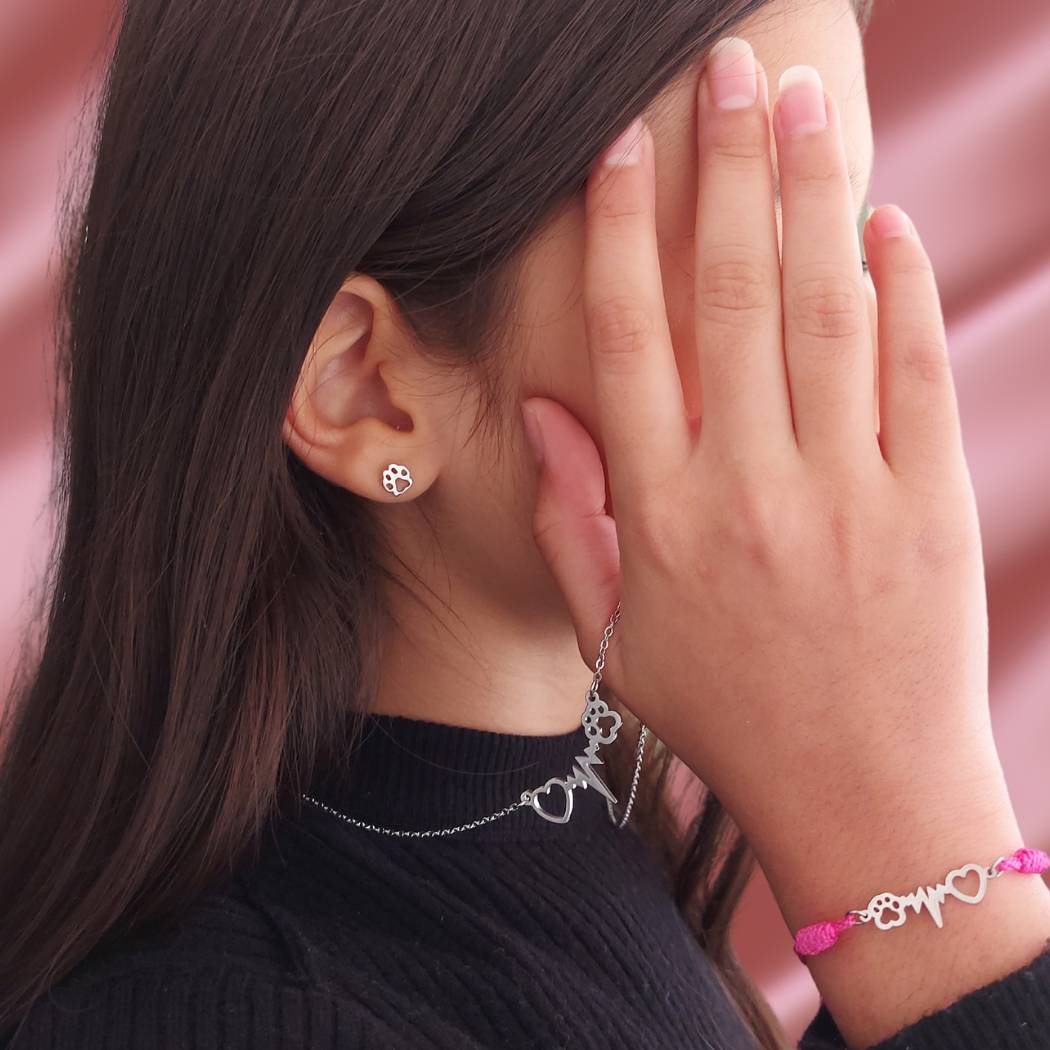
[708,37,758,110]
[521,403,545,465]
[602,117,645,168]
[870,204,915,239]
[777,65,828,136]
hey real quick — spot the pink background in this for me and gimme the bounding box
[2,0,1048,1038]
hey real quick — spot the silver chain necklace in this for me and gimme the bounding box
[302,601,649,838]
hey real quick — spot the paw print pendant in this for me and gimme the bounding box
[865,892,908,930]
[382,463,413,497]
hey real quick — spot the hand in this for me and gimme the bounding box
[523,49,991,869]
[521,45,1050,1045]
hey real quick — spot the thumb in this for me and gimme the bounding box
[521,397,622,666]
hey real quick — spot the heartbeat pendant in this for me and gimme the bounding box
[520,690,622,824]
[855,862,998,931]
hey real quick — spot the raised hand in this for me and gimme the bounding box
[520,37,1050,1047]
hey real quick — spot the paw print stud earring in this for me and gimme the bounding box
[382,463,413,497]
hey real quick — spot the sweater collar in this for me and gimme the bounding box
[303,711,618,843]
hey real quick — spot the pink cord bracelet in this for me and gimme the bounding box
[793,846,1050,959]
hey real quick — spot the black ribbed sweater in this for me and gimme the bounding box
[6,713,1050,1049]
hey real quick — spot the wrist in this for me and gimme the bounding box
[740,742,1015,921]
[792,848,1050,1048]
[744,758,1050,1048]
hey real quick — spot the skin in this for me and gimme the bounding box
[283,0,1050,1044]
[284,0,874,738]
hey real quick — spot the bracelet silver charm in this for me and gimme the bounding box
[848,858,1008,931]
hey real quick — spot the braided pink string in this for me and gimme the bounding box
[995,847,1049,875]
[793,847,1049,959]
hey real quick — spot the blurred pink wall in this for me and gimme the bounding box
[2,0,1048,1039]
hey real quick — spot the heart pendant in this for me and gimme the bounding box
[528,778,574,824]
[945,863,988,905]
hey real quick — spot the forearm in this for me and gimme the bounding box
[751,756,1050,1048]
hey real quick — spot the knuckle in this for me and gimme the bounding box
[897,331,951,384]
[787,273,868,342]
[529,505,562,550]
[586,295,655,360]
[696,254,777,322]
[786,163,842,192]
[886,256,934,278]
[591,193,646,225]
[588,179,647,225]
[705,131,769,168]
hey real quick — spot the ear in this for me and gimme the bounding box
[282,273,443,502]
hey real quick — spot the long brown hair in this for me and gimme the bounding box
[0,0,874,1044]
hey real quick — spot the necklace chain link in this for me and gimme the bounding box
[303,601,649,838]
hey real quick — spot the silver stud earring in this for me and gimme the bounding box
[382,463,413,497]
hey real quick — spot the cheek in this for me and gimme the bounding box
[512,204,605,438]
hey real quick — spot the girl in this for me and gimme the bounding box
[2,0,1048,1046]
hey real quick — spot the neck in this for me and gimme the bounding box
[373,583,593,737]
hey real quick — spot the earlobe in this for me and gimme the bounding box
[283,391,433,503]
[280,277,439,503]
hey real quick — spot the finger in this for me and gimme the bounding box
[693,39,793,459]
[863,205,967,480]
[583,117,692,506]
[521,397,622,668]
[774,67,879,464]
